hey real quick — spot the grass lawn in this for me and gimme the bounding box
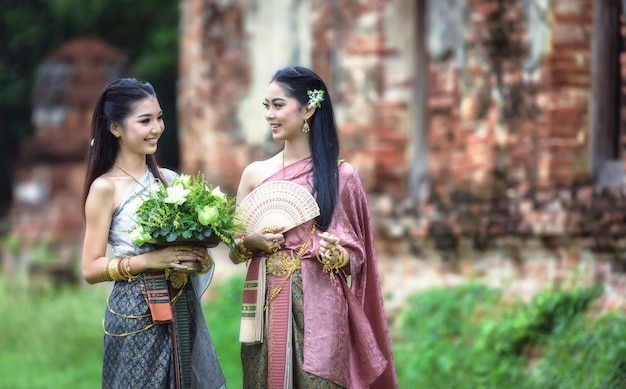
[0,276,245,389]
[2,274,625,388]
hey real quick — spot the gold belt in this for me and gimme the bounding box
[266,251,300,277]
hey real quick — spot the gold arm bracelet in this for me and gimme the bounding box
[118,257,139,282]
[102,258,113,282]
[108,258,124,281]
[234,234,254,263]
[125,256,139,282]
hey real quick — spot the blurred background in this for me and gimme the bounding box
[3,0,626,388]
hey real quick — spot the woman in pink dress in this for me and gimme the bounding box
[229,66,398,388]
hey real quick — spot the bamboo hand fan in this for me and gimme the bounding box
[237,180,320,233]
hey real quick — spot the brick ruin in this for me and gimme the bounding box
[4,38,128,282]
[177,0,626,307]
[7,1,626,306]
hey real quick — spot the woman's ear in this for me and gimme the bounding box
[303,105,317,121]
[109,123,121,139]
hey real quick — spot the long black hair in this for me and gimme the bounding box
[82,78,165,212]
[270,66,339,230]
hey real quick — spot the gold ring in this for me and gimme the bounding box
[324,250,333,260]
[270,241,282,252]
[174,255,180,264]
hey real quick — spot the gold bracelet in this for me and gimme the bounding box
[116,257,126,278]
[316,245,349,279]
[125,257,139,282]
[118,257,128,277]
[240,234,254,256]
[108,258,124,281]
[336,246,349,268]
[234,234,254,263]
[102,258,113,282]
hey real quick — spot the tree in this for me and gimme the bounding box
[0,0,180,220]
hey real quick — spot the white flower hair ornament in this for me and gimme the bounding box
[307,89,325,109]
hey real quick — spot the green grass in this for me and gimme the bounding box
[393,283,626,388]
[202,275,245,389]
[2,276,626,388]
[0,282,106,389]
[0,276,246,389]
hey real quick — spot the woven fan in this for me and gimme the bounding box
[237,180,320,233]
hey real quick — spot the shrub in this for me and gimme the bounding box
[393,282,617,389]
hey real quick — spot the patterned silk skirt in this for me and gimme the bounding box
[102,276,200,389]
[241,270,344,389]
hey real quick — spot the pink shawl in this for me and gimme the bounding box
[253,157,398,388]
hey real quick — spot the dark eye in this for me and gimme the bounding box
[262,102,269,109]
[140,118,150,124]
[158,115,164,121]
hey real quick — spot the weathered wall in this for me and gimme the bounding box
[178,0,251,194]
[7,0,624,302]
[178,0,415,194]
[373,0,626,305]
[177,0,626,306]
[5,38,128,276]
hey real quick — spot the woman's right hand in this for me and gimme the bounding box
[248,225,285,253]
[136,246,207,271]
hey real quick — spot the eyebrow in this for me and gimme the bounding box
[265,98,286,104]
[136,111,162,119]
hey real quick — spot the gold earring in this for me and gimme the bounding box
[114,133,121,138]
[302,119,310,133]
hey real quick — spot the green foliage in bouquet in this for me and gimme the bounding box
[129,172,244,248]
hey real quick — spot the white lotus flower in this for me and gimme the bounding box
[177,174,191,187]
[212,185,226,200]
[163,184,190,205]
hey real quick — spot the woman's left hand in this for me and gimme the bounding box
[318,232,340,260]
[317,232,349,274]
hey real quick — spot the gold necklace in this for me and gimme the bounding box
[114,164,151,192]
[282,152,311,181]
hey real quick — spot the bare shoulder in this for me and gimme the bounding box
[88,175,115,198]
[242,159,271,177]
[85,175,116,212]
[238,156,281,197]
[240,161,263,188]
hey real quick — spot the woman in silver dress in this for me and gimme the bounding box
[81,78,226,389]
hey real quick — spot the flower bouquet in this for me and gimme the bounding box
[129,172,244,269]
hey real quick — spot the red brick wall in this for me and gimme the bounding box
[12,38,128,243]
[178,0,250,194]
[177,0,596,201]
[426,0,593,199]
[175,0,626,303]
[178,0,413,195]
